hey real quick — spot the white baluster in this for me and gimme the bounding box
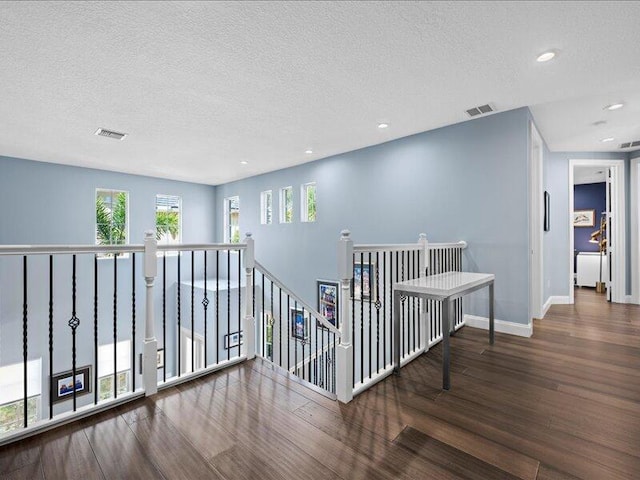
[242,233,256,360]
[336,229,354,403]
[143,230,158,396]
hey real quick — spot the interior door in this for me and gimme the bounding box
[606,168,613,302]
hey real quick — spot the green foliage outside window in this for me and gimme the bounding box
[156,211,180,241]
[306,184,316,222]
[0,397,38,434]
[96,191,127,245]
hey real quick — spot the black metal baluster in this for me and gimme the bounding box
[162,253,166,382]
[262,272,265,357]
[132,253,136,392]
[191,251,195,373]
[375,252,380,374]
[49,255,54,418]
[279,287,282,367]
[412,250,416,352]
[22,256,28,427]
[351,252,355,388]
[177,253,181,377]
[112,254,117,399]
[216,251,219,364]
[270,279,274,361]
[383,251,387,369]
[360,251,364,385]
[237,251,241,357]
[93,255,98,404]
[287,294,290,371]
[203,251,209,368]
[294,300,298,375]
[227,250,230,361]
[368,251,372,380]
[69,254,81,410]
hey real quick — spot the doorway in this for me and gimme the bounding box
[569,159,626,304]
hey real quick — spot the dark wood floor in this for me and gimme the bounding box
[1,288,638,480]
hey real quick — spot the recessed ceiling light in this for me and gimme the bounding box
[601,137,615,143]
[305,149,313,154]
[604,103,624,111]
[378,123,389,129]
[592,120,607,126]
[240,160,248,165]
[536,51,556,62]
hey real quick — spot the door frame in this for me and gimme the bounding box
[529,122,544,322]
[568,159,626,304]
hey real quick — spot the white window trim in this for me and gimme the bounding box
[260,190,273,225]
[95,188,130,259]
[279,186,293,224]
[155,194,182,256]
[223,195,240,243]
[300,182,316,223]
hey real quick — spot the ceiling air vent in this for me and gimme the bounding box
[465,104,494,118]
[95,128,127,140]
[619,141,640,149]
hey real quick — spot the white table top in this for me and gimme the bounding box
[394,271,494,299]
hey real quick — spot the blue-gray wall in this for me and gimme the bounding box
[542,151,632,300]
[216,107,532,326]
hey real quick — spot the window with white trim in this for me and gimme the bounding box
[301,182,316,222]
[279,187,293,223]
[260,190,273,225]
[223,196,240,243]
[96,189,129,247]
[0,359,41,433]
[155,194,181,247]
[97,340,131,400]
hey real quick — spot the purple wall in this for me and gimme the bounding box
[574,182,606,258]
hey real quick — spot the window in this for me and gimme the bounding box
[155,194,181,247]
[279,187,293,223]
[260,190,273,225]
[224,196,240,243]
[97,340,131,400]
[301,182,316,222]
[96,189,129,246]
[0,359,41,433]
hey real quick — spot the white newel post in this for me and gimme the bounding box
[336,229,354,403]
[143,230,158,396]
[242,233,256,360]
[418,233,429,352]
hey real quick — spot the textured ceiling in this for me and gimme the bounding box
[0,1,639,185]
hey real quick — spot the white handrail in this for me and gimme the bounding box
[353,243,422,252]
[157,243,247,252]
[429,241,467,249]
[254,260,341,336]
[0,244,145,255]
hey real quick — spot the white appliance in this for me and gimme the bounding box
[576,252,608,288]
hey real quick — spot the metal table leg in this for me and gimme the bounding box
[489,281,494,345]
[393,290,401,374]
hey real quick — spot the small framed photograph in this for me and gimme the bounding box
[352,262,375,301]
[573,209,595,227]
[156,348,165,369]
[317,280,339,329]
[290,307,309,341]
[51,365,92,404]
[224,331,244,349]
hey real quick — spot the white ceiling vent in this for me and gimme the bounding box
[619,140,640,149]
[95,128,127,140]
[465,104,495,118]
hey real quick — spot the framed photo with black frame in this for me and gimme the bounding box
[317,280,339,329]
[50,365,92,404]
[290,307,309,341]
[352,262,375,301]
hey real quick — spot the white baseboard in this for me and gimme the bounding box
[542,295,571,317]
[625,295,636,304]
[464,314,533,338]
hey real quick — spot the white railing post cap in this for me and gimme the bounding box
[245,232,253,238]
[341,229,351,239]
[419,233,427,241]
[144,230,155,240]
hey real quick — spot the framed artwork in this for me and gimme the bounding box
[543,191,550,232]
[51,365,92,404]
[224,331,244,349]
[156,348,165,369]
[317,280,339,329]
[290,307,309,341]
[573,209,595,227]
[352,262,375,301]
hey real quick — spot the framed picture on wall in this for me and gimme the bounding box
[317,280,339,329]
[50,365,92,404]
[352,262,375,301]
[224,331,244,349]
[290,307,309,341]
[573,209,595,227]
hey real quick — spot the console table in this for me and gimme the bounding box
[393,271,495,390]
